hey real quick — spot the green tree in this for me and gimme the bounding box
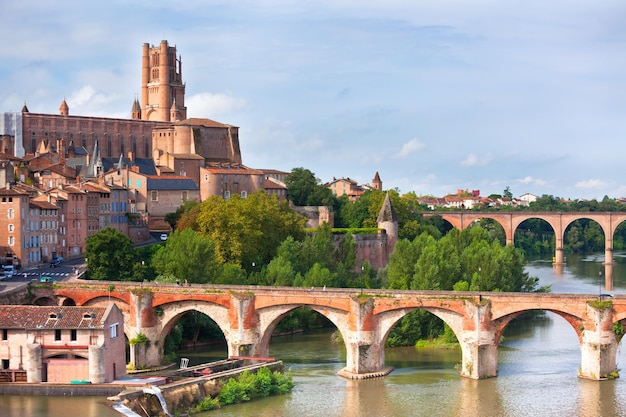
[285,167,334,206]
[84,227,136,281]
[164,199,199,230]
[300,222,335,272]
[151,228,221,283]
[195,192,306,269]
[265,256,297,287]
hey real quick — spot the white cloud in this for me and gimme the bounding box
[396,138,425,158]
[518,176,547,186]
[576,179,607,189]
[186,92,246,118]
[460,153,492,167]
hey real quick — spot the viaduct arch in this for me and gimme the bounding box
[41,283,626,381]
[424,211,626,290]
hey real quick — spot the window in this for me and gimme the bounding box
[181,191,188,200]
[224,191,230,200]
[8,237,14,246]
[110,323,118,339]
[70,329,77,341]
[241,191,248,198]
[55,329,61,341]
[2,329,7,340]
[151,190,158,201]
[7,208,14,219]
[8,224,13,232]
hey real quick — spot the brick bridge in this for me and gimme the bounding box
[33,283,626,381]
[424,211,626,290]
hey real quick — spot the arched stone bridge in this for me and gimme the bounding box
[424,211,626,289]
[36,283,626,381]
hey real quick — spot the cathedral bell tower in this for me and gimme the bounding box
[141,40,187,122]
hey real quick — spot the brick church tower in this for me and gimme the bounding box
[140,40,187,122]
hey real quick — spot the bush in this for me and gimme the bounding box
[217,368,294,405]
[194,396,220,412]
[219,377,250,405]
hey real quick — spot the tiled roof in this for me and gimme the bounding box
[29,200,58,209]
[101,157,156,176]
[0,306,109,330]
[147,176,199,190]
[0,187,28,196]
[171,153,205,160]
[173,117,235,128]
[204,164,263,175]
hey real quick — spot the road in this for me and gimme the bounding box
[0,258,84,291]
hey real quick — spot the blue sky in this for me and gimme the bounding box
[1,1,625,199]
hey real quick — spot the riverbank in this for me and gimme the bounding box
[112,358,286,416]
[0,382,125,396]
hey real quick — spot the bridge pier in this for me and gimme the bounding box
[339,296,391,378]
[553,246,565,265]
[579,303,619,380]
[458,301,498,379]
[128,290,161,368]
[226,292,261,358]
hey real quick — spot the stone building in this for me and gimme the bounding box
[0,303,125,383]
[199,163,265,201]
[140,40,187,122]
[0,41,238,168]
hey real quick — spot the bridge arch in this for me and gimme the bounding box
[369,304,466,377]
[157,300,231,353]
[33,296,57,306]
[493,309,584,344]
[256,304,350,358]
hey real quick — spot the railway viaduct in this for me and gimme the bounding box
[424,211,626,290]
[31,282,626,381]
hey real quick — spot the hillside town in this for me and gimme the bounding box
[0,39,546,271]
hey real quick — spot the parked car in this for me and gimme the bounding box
[40,276,56,283]
[50,257,62,267]
[2,265,15,278]
[160,233,168,241]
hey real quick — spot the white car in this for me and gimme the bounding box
[2,265,15,278]
[160,233,168,241]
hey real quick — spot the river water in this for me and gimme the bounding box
[1,254,626,417]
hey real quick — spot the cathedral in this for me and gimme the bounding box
[0,40,242,173]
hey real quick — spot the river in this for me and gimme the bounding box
[1,254,626,417]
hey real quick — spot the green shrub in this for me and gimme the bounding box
[217,367,294,405]
[219,377,250,405]
[194,396,220,412]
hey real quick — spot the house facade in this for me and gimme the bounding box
[0,304,126,383]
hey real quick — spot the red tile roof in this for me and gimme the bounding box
[0,306,109,329]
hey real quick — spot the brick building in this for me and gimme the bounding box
[0,304,125,383]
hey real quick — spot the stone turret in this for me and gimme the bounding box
[377,192,398,250]
[59,99,69,116]
[131,98,141,119]
[372,171,382,190]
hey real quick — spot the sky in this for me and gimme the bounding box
[1,1,625,200]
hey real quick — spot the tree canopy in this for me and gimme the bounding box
[84,227,136,281]
[151,228,221,283]
[178,191,307,270]
[285,167,334,206]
